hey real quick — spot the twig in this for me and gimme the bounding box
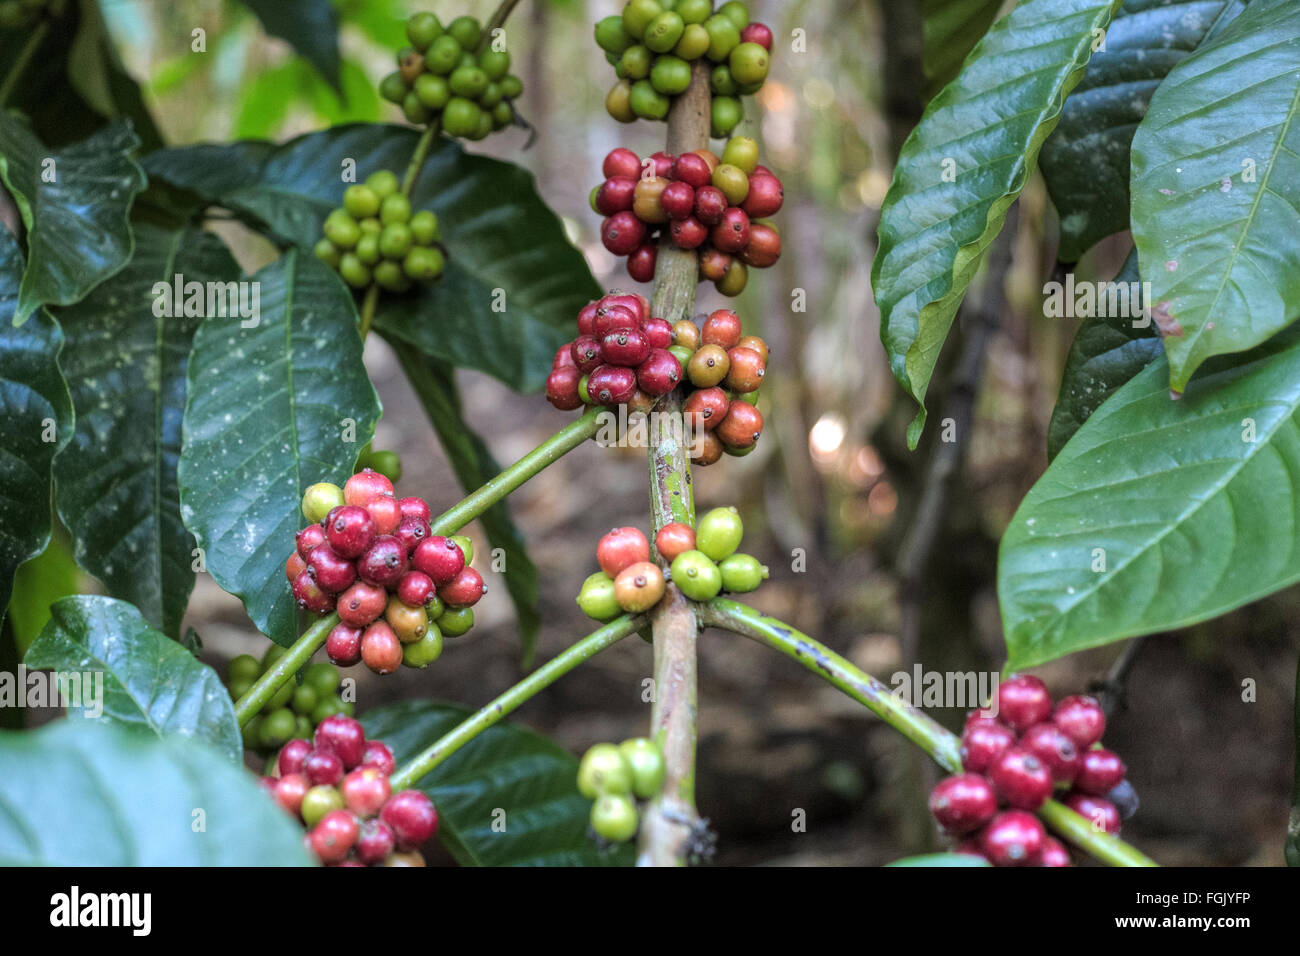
[1091,635,1148,718]
[234,613,337,725]
[0,18,49,109]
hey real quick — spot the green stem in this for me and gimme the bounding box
[0,19,49,109]
[698,597,1159,868]
[480,0,525,45]
[234,613,337,726]
[400,121,439,196]
[428,407,603,535]
[1288,650,1300,866]
[357,283,380,341]
[389,613,642,790]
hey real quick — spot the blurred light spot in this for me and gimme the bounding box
[562,215,582,246]
[758,81,794,114]
[867,480,898,518]
[803,78,835,110]
[809,413,846,468]
[856,169,891,207]
[848,445,884,487]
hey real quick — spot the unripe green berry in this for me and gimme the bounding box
[644,11,684,53]
[228,677,253,701]
[710,63,738,95]
[446,14,482,50]
[650,54,691,95]
[595,15,633,54]
[676,0,712,25]
[403,91,432,124]
[301,785,345,826]
[343,184,380,218]
[313,238,341,269]
[402,626,444,668]
[241,715,262,750]
[619,738,667,799]
[426,34,462,75]
[379,223,413,259]
[696,506,744,560]
[674,22,711,60]
[291,683,318,715]
[720,135,759,174]
[620,44,652,80]
[577,742,633,798]
[409,210,440,244]
[365,170,399,199]
[629,79,670,120]
[403,246,445,281]
[622,0,662,40]
[301,481,344,523]
[668,549,723,601]
[380,194,411,226]
[710,95,743,138]
[449,65,488,99]
[363,449,403,482]
[414,73,450,110]
[311,697,347,725]
[305,661,339,696]
[478,81,503,109]
[450,535,474,565]
[491,101,514,128]
[438,606,474,636]
[355,233,381,266]
[719,553,767,592]
[606,80,636,123]
[718,1,750,30]
[379,71,408,104]
[229,654,261,684]
[358,216,382,235]
[374,260,412,292]
[260,707,296,749]
[339,253,372,289]
[263,678,295,714]
[478,47,511,80]
[500,74,524,99]
[323,209,361,249]
[441,96,483,136]
[728,41,769,85]
[590,794,639,842]
[406,11,443,51]
[576,571,621,621]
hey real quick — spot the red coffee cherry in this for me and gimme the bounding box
[380,790,439,849]
[273,773,309,816]
[307,544,356,594]
[671,152,712,188]
[396,570,436,607]
[595,177,637,215]
[303,747,345,786]
[278,738,313,777]
[1019,722,1081,785]
[1073,748,1126,796]
[647,151,675,178]
[740,222,781,268]
[546,366,584,410]
[412,535,466,586]
[739,22,774,50]
[710,207,751,253]
[1064,792,1121,834]
[626,244,657,283]
[701,309,742,349]
[960,717,1017,774]
[996,674,1053,731]
[292,570,335,613]
[602,328,652,367]
[326,622,364,666]
[693,185,727,225]
[928,773,998,834]
[979,810,1045,866]
[365,495,402,536]
[325,505,377,559]
[570,334,605,374]
[670,216,708,249]
[356,534,409,589]
[714,400,763,449]
[285,551,307,582]
[336,581,387,627]
[315,714,367,769]
[362,740,397,776]
[593,304,640,338]
[343,468,394,508]
[597,526,651,578]
[602,147,641,180]
[636,349,682,396]
[587,364,638,406]
[642,317,673,349]
[989,748,1054,810]
[553,343,577,370]
[698,247,731,281]
[654,522,696,562]
[1052,695,1106,749]
[577,300,600,337]
[356,818,396,865]
[1039,837,1072,867]
[660,180,696,220]
[601,211,646,256]
[683,387,730,431]
[395,516,431,555]
[296,524,327,559]
[310,809,360,864]
[342,767,393,817]
[741,173,783,217]
[440,566,486,608]
[723,346,765,393]
[361,621,403,674]
[397,496,431,524]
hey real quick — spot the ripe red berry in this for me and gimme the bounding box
[602,147,641,180]
[1019,722,1081,785]
[1074,748,1126,796]
[326,622,363,666]
[278,738,313,777]
[577,300,600,336]
[715,400,763,449]
[647,151,675,178]
[989,748,1053,810]
[1039,837,1072,867]
[365,494,402,536]
[307,544,356,593]
[600,292,648,324]
[740,222,781,268]
[654,522,696,561]
[683,386,730,431]
[553,343,576,370]
[594,304,640,338]
[595,177,637,215]
[356,534,409,589]
[587,364,638,406]
[304,747,345,786]
[928,773,998,834]
[693,185,727,225]
[362,622,403,674]
[626,244,657,283]
[395,515,431,555]
[636,349,682,396]
[671,152,712,189]
[1052,695,1106,748]
[397,496,431,524]
[979,810,1045,866]
[602,328,651,367]
[292,570,335,613]
[960,718,1017,774]
[570,334,604,373]
[1064,792,1121,833]
[701,309,743,349]
[642,317,673,349]
[343,468,394,507]
[741,173,784,218]
[546,366,583,410]
[670,216,708,249]
[285,551,307,582]
[310,809,360,864]
[996,674,1053,731]
[362,740,397,776]
[710,207,751,253]
[326,505,377,559]
[273,773,309,816]
[440,566,485,607]
[315,714,366,768]
[597,527,651,577]
[601,211,646,256]
[356,818,396,865]
[739,21,773,50]
[698,247,731,281]
[660,180,696,220]
[412,535,465,586]
[336,581,387,627]
[380,790,438,849]
[342,767,393,817]
[296,524,327,559]
[396,570,436,607]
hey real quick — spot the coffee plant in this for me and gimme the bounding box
[0,0,1294,875]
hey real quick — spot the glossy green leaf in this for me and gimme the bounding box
[178,250,381,646]
[1000,324,1300,669]
[52,224,240,637]
[24,596,241,762]
[921,0,1006,96]
[874,0,1123,448]
[7,531,80,659]
[391,348,540,666]
[363,700,634,867]
[0,228,72,623]
[886,852,992,866]
[1130,0,1300,393]
[142,125,598,392]
[1042,0,1246,261]
[0,115,146,324]
[235,0,341,88]
[1047,250,1162,458]
[0,720,311,865]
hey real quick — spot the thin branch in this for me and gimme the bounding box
[357,283,380,341]
[234,613,337,726]
[1091,635,1148,718]
[0,19,49,109]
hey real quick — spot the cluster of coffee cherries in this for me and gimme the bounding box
[379,11,522,138]
[577,738,666,844]
[673,309,768,464]
[593,142,782,293]
[577,508,767,619]
[287,468,485,674]
[261,715,437,866]
[229,649,352,757]
[0,0,47,29]
[929,678,1136,866]
[313,170,445,292]
[595,0,772,137]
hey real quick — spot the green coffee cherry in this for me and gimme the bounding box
[479,48,511,80]
[650,55,692,95]
[696,506,744,560]
[674,22,711,60]
[606,80,636,123]
[403,91,432,124]
[719,553,767,593]
[228,677,253,701]
[364,449,403,483]
[676,0,712,25]
[379,71,408,103]
[668,345,695,367]
[339,253,372,289]
[577,373,593,404]
[380,194,411,226]
[295,714,314,739]
[409,210,439,245]
[710,95,743,137]
[379,223,413,259]
[450,535,474,565]
[721,136,760,174]
[424,594,446,622]
[595,15,633,54]
[291,683,318,716]
[301,785,345,827]
[260,707,296,749]
[446,14,481,50]
[355,233,381,266]
[621,0,663,40]
[630,79,670,120]
[619,738,666,799]
[311,697,347,725]
[359,216,382,235]
[500,74,524,98]
[229,654,261,684]
[402,626,444,668]
[407,11,443,51]
[414,73,450,110]
[590,794,639,842]
[704,14,741,61]
[313,238,341,269]
[710,63,737,95]
[323,209,360,249]
[620,44,652,80]
[365,170,399,199]
[644,11,684,53]
[261,644,286,671]
[577,743,633,798]
[426,34,462,74]
[305,661,339,696]
[374,261,411,293]
[403,246,445,281]
[669,549,723,601]
[576,571,621,621]
[441,96,482,136]
[263,677,295,714]
[241,715,263,750]
[492,101,515,128]
[479,81,503,109]
[718,1,750,30]
[343,184,380,218]
[712,163,750,205]
[438,606,474,636]
[449,65,488,98]
[729,41,769,85]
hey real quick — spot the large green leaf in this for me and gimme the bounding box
[24,596,241,762]
[52,223,240,637]
[1000,324,1300,668]
[236,0,342,89]
[363,700,634,867]
[0,229,72,622]
[178,250,381,646]
[0,720,311,865]
[0,115,146,324]
[874,0,1123,448]
[142,124,598,391]
[392,348,541,666]
[1042,0,1247,262]
[1046,250,1162,458]
[921,0,1006,96]
[1130,0,1300,393]
[6,531,79,658]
